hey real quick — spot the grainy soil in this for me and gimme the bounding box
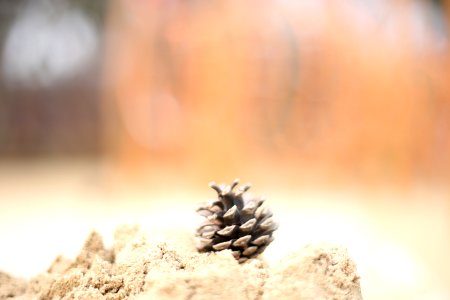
[0,225,362,300]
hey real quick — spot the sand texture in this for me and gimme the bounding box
[0,226,362,300]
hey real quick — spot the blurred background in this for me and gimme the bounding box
[1,0,450,299]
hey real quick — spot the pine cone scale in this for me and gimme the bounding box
[243,246,258,256]
[239,218,256,233]
[233,235,252,247]
[213,240,233,251]
[251,235,270,246]
[223,205,238,221]
[217,225,237,236]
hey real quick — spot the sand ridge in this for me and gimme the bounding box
[0,225,362,300]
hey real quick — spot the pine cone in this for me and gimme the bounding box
[196,179,278,263]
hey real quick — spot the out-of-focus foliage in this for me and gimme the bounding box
[1,0,450,183]
[102,0,450,182]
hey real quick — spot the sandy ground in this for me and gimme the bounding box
[0,226,362,299]
[0,159,449,299]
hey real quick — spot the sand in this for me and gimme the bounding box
[0,225,362,300]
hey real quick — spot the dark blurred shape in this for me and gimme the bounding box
[0,0,107,156]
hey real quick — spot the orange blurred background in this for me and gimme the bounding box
[102,0,450,186]
[1,1,450,299]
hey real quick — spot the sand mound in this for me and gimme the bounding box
[0,225,362,300]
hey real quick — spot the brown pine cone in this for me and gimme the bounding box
[196,179,278,263]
